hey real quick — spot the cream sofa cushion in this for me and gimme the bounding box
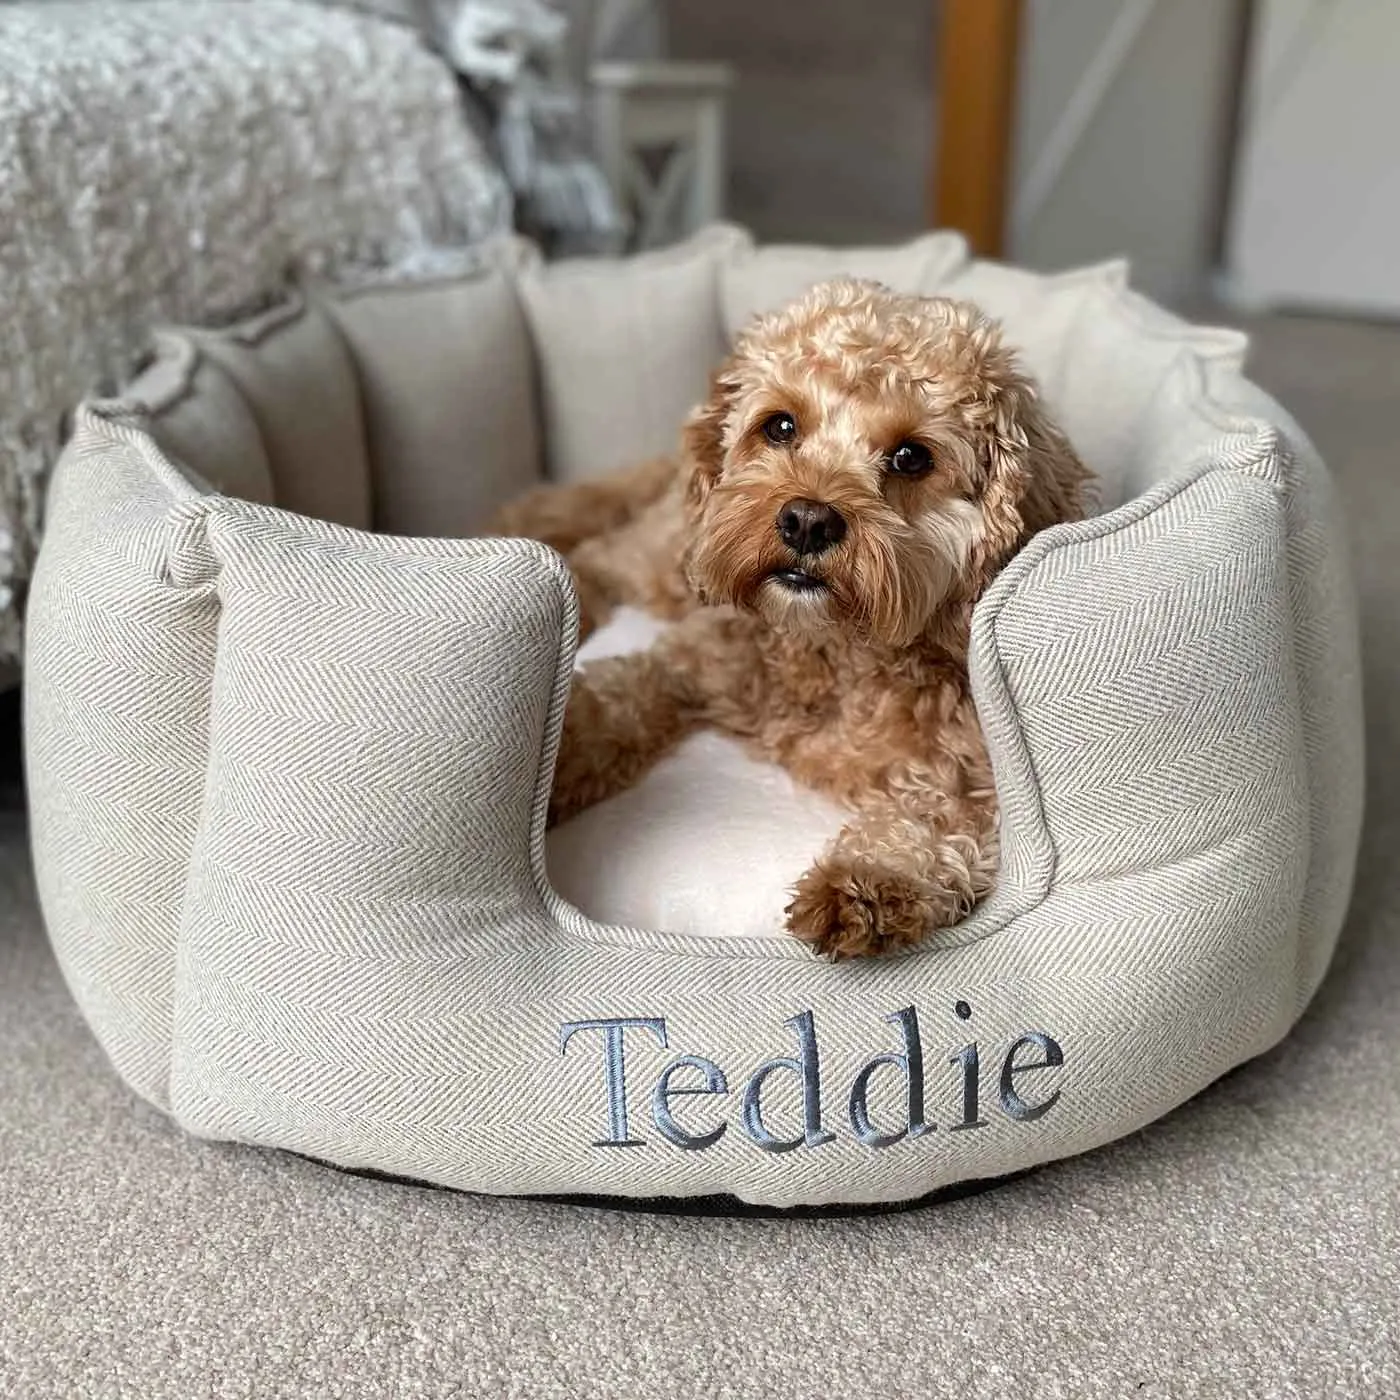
[515,223,751,480]
[720,229,971,333]
[189,300,373,530]
[323,241,543,536]
[125,334,276,507]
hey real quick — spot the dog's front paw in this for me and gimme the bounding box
[785,861,969,960]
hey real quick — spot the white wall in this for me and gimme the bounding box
[1225,0,1400,316]
[588,0,1250,289]
[1009,0,1247,306]
[666,0,937,245]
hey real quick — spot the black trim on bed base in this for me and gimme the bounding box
[295,1154,1032,1218]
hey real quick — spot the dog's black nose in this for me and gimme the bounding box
[776,498,847,556]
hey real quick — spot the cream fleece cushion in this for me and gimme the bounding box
[548,607,848,937]
[24,233,1363,1208]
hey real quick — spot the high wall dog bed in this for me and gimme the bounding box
[24,226,1363,1209]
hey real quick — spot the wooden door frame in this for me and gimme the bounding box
[932,0,1024,256]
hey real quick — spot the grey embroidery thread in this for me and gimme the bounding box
[558,1004,1066,1153]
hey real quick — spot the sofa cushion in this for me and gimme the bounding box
[720,229,970,336]
[125,333,276,507]
[514,223,751,481]
[190,301,373,530]
[324,240,544,536]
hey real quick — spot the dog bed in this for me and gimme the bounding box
[24,225,1363,1208]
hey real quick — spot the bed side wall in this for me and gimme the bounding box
[24,411,218,1108]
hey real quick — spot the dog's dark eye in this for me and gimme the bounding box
[887,441,934,477]
[763,412,798,445]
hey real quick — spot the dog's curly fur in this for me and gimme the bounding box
[491,279,1090,959]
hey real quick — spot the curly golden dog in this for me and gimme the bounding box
[492,278,1089,959]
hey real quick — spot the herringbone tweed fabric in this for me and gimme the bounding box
[22,242,1364,1208]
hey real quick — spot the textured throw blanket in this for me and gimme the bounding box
[323,0,626,254]
[0,0,511,665]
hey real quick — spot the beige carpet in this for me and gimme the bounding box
[3,311,1399,1397]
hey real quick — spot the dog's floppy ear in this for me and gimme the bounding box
[973,361,1091,579]
[680,358,742,511]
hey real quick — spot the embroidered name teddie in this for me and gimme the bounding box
[558,1003,1065,1153]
